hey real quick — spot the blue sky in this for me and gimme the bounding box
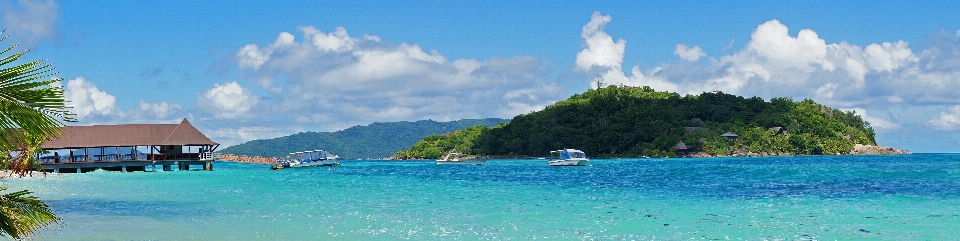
[3,0,960,152]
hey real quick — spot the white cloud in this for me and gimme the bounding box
[197,81,259,119]
[236,44,270,69]
[746,20,832,71]
[63,77,190,124]
[573,12,679,92]
[575,12,625,71]
[862,41,916,72]
[815,83,838,100]
[302,26,355,52]
[231,24,562,128]
[1,0,60,45]
[138,100,182,119]
[235,32,298,70]
[64,77,120,120]
[929,106,960,131]
[674,44,705,62]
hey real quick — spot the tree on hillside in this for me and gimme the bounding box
[0,31,74,239]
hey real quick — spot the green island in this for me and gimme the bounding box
[394,85,909,159]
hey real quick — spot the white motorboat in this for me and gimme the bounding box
[547,149,588,166]
[436,152,487,165]
[280,150,340,168]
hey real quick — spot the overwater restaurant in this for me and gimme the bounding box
[38,118,219,173]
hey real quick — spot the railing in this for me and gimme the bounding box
[201,152,213,161]
[147,153,202,160]
[40,153,211,163]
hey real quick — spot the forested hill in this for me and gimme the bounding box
[219,118,509,159]
[395,86,878,159]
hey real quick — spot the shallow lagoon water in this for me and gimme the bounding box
[2,154,959,240]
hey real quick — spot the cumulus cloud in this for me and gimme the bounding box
[231,24,562,130]
[236,44,270,70]
[929,106,960,131]
[657,19,923,100]
[573,12,678,92]
[1,0,60,45]
[674,44,705,62]
[64,77,120,120]
[575,12,625,71]
[63,77,189,124]
[746,20,831,71]
[197,81,259,119]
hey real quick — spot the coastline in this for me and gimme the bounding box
[683,144,911,158]
[0,170,63,179]
[389,144,912,160]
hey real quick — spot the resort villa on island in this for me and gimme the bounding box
[38,118,219,173]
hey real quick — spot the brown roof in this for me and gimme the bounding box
[674,141,688,150]
[42,118,218,149]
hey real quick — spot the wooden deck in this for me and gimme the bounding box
[42,159,213,173]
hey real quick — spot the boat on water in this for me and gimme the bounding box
[436,152,487,165]
[548,149,589,166]
[276,150,340,169]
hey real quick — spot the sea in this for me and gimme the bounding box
[2,154,958,240]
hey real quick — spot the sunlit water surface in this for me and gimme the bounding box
[2,154,958,240]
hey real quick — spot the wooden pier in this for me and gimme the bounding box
[38,118,219,173]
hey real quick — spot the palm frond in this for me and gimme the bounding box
[0,30,68,239]
[0,33,75,151]
[0,187,60,239]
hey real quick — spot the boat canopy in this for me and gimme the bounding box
[555,149,586,159]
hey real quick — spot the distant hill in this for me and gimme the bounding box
[218,118,509,159]
[396,86,880,159]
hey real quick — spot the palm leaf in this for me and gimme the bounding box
[0,30,72,238]
[0,187,60,239]
[0,31,73,151]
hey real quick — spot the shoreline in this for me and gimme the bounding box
[389,144,912,160]
[0,170,64,179]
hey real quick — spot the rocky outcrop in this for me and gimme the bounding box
[849,144,911,155]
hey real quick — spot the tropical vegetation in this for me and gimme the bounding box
[393,125,486,159]
[0,31,74,239]
[396,85,877,159]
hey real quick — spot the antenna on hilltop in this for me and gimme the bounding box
[594,74,604,89]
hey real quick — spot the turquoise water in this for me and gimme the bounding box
[2,154,959,240]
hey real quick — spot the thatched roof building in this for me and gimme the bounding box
[674,141,688,150]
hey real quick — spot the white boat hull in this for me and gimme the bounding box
[547,159,588,166]
[287,159,340,168]
[436,159,487,165]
